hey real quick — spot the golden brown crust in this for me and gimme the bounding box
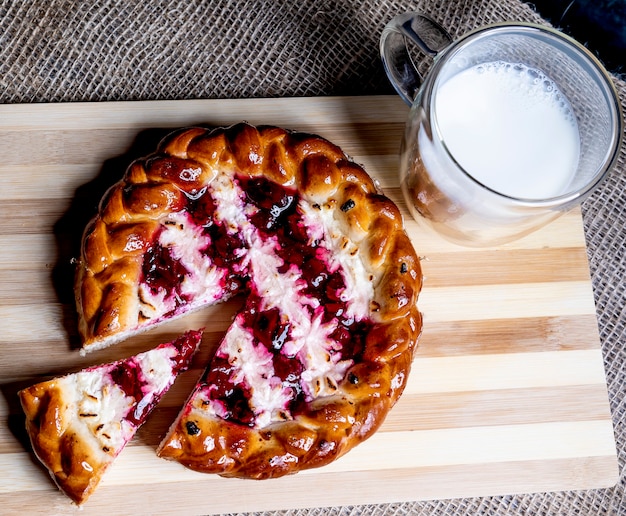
[19,382,106,504]
[157,311,421,479]
[75,123,423,477]
[76,123,422,349]
[19,331,203,503]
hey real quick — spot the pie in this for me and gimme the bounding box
[74,123,423,478]
[18,330,202,505]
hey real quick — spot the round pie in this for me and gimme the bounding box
[75,123,422,478]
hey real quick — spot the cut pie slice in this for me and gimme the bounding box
[18,330,202,505]
[75,123,422,478]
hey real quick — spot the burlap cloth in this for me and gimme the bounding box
[2,0,624,514]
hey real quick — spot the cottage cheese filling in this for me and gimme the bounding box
[140,171,375,427]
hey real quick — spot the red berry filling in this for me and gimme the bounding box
[141,237,191,313]
[187,192,249,275]
[102,331,201,426]
[206,354,256,426]
[139,173,372,427]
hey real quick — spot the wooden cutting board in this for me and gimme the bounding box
[0,96,617,515]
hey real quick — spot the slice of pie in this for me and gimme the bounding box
[75,123,422,478]
[18,330,202,505]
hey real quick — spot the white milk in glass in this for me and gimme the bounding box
[434,61,580,199]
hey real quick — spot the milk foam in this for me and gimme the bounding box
[434,61,580,199]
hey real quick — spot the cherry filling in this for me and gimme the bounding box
[199,176,371,426]
[186,187,216,227]
[246,304,288,351]
[205,355,255,426]
[168,330,203,373]
[109,360,150,427]
[187,192,248,290]
[140,191,248,309]
[139,173,372,427]
[243,296,303,398]
[244,176,295,212]
[203,223,248,283]
[142,237,190,310]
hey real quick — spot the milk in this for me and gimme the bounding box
[434,61,580,199]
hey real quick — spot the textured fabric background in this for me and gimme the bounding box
[1,0,625,514]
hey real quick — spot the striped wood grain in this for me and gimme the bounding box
[0,96,617,515]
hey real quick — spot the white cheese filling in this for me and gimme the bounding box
[64,346,177,457]
[139,211,229,319]
[217,319,292,428]
[299,200,374,320]
[195,172,374,426]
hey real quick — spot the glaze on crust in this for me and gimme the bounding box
[75,123,422,478]
[18,330,202,504]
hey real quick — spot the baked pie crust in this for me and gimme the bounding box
[74,123,422,478]
[19,330,201,504]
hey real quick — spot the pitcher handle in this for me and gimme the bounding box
[380,12,452,105]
